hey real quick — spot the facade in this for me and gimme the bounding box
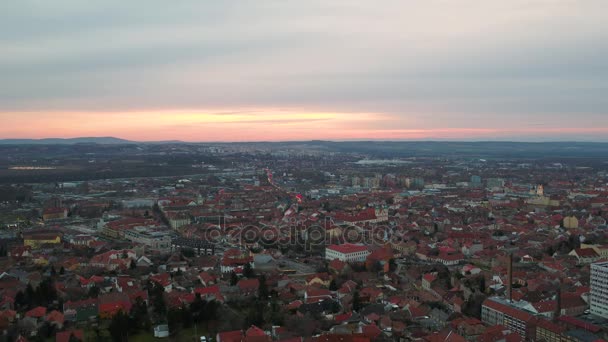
[23,232,62,248]
[42,207,68,221]
[481,298,537,341]
[123,227,172,250]
[325,244,370,263]
[590,261,608,319]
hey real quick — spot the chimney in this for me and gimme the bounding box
[554,283,562,321]
[507,253,513,302]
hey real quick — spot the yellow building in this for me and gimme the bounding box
[581,243,608,258]
[563,216,579,229]
[23,232,62,248]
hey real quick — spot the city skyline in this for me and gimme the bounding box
[1,1,607,142]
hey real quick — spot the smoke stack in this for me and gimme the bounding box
[554,283,562,321]
[507,253,513,302]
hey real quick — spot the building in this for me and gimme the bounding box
[42,207,68,221]
[563,216,579,229]
[590,261,608,318]
[325,244,370,263]
[123,227,172,250]
[569,248,600,264]
[481,298,537,341]
[23,231,62,248]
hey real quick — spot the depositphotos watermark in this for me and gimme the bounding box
[194,216,402,250]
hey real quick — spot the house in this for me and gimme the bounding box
[46,310,65,329]
[69,234,96,247]
[422,273,437,291]
[253,254,277,271]
[306,273,331,287]
[98,293,132,318]
[9,246,32,258]
[89,249,136,270]
[461,264,481,276]
[198,272,217,287]
[136,256,153,268]
[328,259,350,275]
[425,330,467,342]
[221,254,253,273]
[305,288,333,303]
[569,248,600,264]
[150,273,173,292]
[194,285,224,302]
[245,325,271,341]
[56,330,84,342]
[237,278,260,297]
[64,298,98,322]
[216,330,244,342]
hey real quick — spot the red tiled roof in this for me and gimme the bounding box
[536,318,565,334]
[238,278,260,292]
[327,244,368,254]
[217,330,243,342]
[46,310,64,325]
[25,306,47,318]
[574,248,599,257]
[246,325,266,337]
[557,315,601,333]
[482,299,535,323]
[56,330,84,342]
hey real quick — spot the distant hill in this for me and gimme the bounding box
[2,138,608,158]
[0,137,190,145]
[0,137,135,145]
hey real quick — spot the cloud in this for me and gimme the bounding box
[0,0,607,140]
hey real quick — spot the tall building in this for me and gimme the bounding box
[470,175,482,186]
[590,261,608,318]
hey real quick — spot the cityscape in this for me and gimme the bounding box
[0,141,608,341]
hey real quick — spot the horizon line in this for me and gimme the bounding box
[2,136,608,144]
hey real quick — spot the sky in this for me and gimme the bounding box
[1,0,607,142]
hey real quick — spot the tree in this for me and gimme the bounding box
[479,276,486,293]
[352,291,362,312]
[190,294,205,322]
[230,272,239,286]
[109,311,129,342]
[151,284,167,315]
[243,263,254,278]
[181,248,195,258]
[167,308,182,334]
[244,300,265,328]
[68,333,82,342]
[14,291,26,310]
[266,298,284,326]
[25,283,35,307]
[88,285,100,298]
[181,305,193,328]
[130,297,150,332]
[258,275,269,299]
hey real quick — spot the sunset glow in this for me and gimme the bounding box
[2,110,607,142]
[1,0,607,141]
